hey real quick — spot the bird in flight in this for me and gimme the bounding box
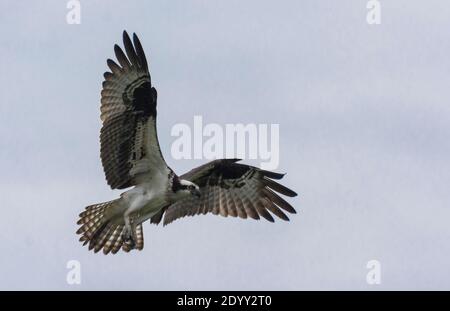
[77,31,298,254]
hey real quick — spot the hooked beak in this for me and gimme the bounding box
[192,189,201,198]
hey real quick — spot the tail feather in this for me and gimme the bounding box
[78,201,109,218]
[111,228,124,254]
[78,209,104,223]
[104,225,123,255]
[92,222,113,252]
[135,224,144,250]
[76,214,105,235]
[76,199,144,254]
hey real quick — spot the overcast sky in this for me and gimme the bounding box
[1,0,450,290]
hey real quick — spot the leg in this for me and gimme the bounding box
[120,189,146,249]
[122,210,137,248]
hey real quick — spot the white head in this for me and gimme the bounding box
[171,177,201,200]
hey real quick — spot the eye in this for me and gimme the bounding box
[188,185,194,190]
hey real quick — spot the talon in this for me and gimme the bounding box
[122,223,137,249]
[124,238,136,249]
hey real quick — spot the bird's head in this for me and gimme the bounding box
[173,179,201,199]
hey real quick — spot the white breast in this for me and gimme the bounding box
[121,171,170,222]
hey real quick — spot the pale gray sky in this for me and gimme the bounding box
[1,0,450,290]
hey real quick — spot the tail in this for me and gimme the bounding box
[76,199,144,254]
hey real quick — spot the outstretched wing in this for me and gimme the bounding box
[100,31,168,189]
[161,159,297,225]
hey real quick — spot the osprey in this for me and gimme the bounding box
[77,31,298,254]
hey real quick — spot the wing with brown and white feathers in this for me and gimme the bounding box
[100,31,168,189]
[160,159,297,225]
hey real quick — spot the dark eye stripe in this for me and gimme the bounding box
[178,184,195,191]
